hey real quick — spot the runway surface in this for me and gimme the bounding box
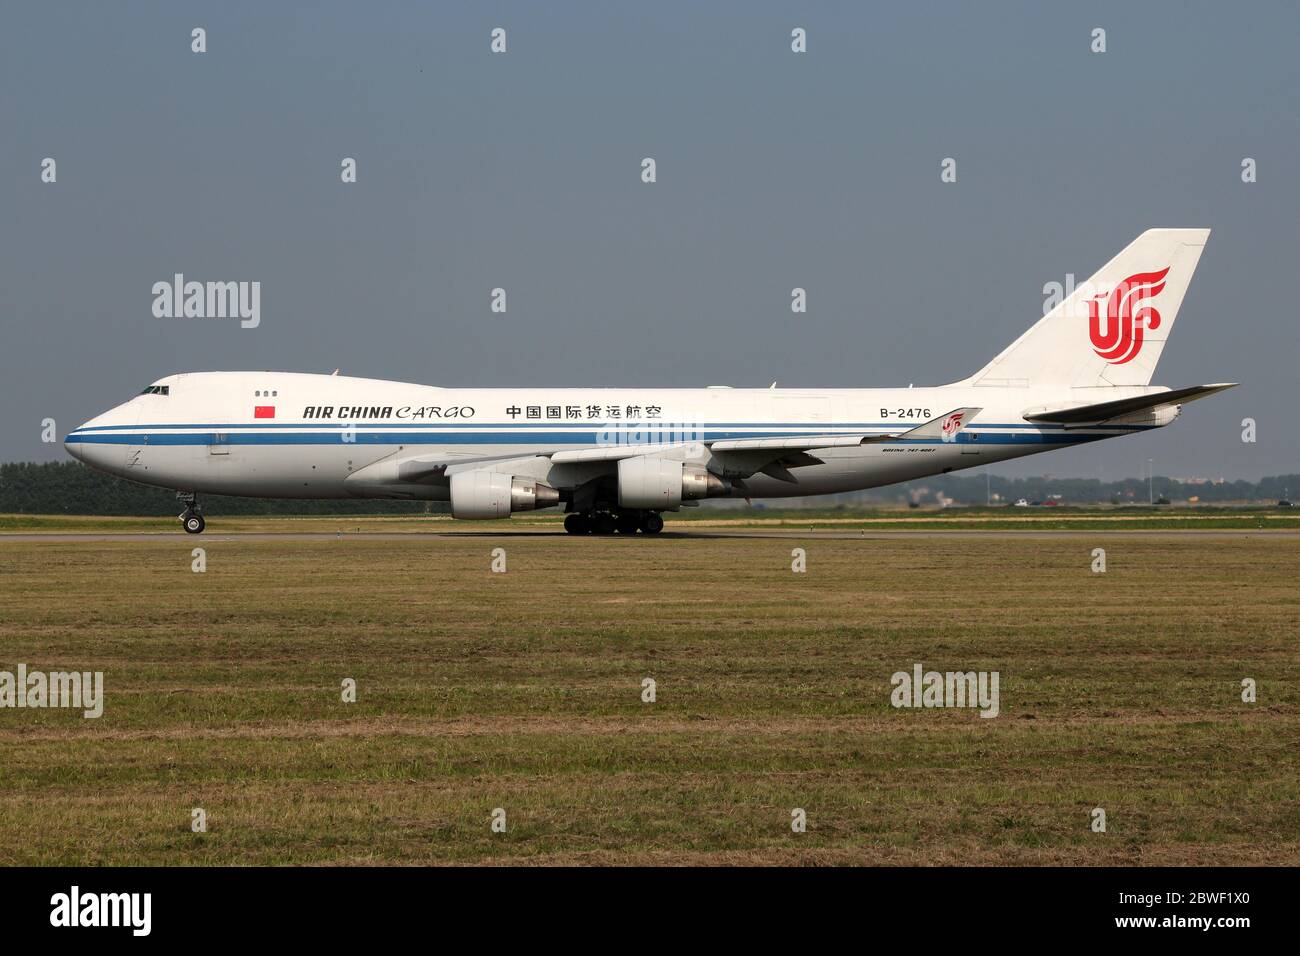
[3,529,1297,542]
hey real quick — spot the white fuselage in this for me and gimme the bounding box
[64,371,1162,503]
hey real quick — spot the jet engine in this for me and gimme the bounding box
[617,457,731,510]
[450,470,560,519]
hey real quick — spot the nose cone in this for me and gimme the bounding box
[64,409,132,474]
[63,435,85,462]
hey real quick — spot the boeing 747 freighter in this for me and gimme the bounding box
[65,229,1234,534]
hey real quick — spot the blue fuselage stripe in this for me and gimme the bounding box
[67,420,1157,433]
[64,428,1124,447]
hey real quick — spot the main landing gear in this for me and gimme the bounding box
[564,510,663,536]
[177,492,205,534]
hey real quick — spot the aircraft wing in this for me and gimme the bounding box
[552,432,876,465]
[1023,384,1237,425]
[707,408,981,481]
[348,407,983,489]
[550,443,696,464]
[708,407,981,454]
[550,436,873,484]
[709,434,873,452]
[346,450,538,491]
[489,435,873,486]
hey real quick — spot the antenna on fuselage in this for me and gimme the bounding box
[331,369,340,376]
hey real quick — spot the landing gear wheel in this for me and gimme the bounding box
[615,514,640,534]
[177,492,203,534]
[593,513,618,535]
[564,513,591,535]
[640,513,664,535]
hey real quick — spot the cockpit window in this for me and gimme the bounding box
[140,385,170,395]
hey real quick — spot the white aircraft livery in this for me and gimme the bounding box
[66,229,1234,535]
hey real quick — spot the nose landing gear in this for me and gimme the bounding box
[177,492,205,534]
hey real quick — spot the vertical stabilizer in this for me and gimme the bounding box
[962,229,1209,389]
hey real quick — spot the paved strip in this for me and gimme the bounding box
[1,529,1296,543]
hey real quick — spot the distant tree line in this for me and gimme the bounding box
[901,472,1298,506]
[0,461,1295,515]
[0,462,442,515]
[808,472,1299,507]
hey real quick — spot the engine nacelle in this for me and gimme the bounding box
[450,471,560,520]
[617,457,730,511]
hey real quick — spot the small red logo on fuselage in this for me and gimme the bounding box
[1087,268,1169,365]
[254,406,275,419]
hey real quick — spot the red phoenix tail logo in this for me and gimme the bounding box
[940,412,964,440]
[1086,268,1169,365]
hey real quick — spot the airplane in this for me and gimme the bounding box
[65,229,1235,535]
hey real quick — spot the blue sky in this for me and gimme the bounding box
[3,1,1298,479]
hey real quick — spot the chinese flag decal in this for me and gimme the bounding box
[254,406,276,419]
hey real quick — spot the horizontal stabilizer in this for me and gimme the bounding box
[1023,384,1236,424]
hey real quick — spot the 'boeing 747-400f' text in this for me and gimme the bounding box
[66,229,1235,535]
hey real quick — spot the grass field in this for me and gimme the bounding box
[1,524,1297,865]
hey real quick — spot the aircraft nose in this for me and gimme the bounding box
[64,414,130,474]
[63,435,85,462]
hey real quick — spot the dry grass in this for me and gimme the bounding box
[0,532,1297,865]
